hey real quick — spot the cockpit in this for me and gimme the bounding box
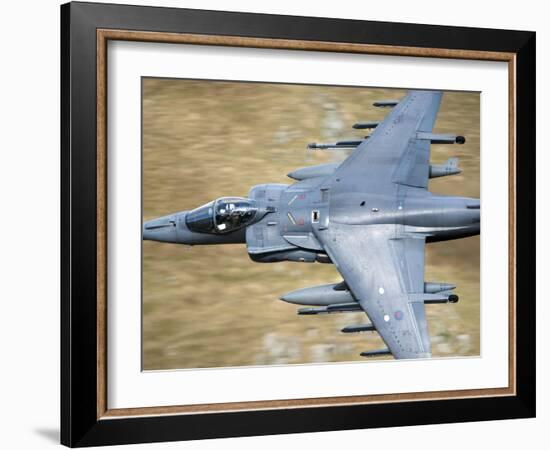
[185,197,259,234]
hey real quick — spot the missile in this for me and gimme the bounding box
[424,294,458,305]
[336,140,364,146]
[424,282,456,293]
[360,349,392,357]
[416,132,466,144]
[373,100,398,108]
[297,303,362,315]
[352,121,379,129]
[307,139,366,150]
[455,136,466,144]
[408,292,459,304]
[341,323,376,333]
[307,142,354,150]
[283,282,457,308]
[280,283,354,306]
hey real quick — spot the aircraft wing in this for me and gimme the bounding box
[330,90,442,196]
[313,223,432,359]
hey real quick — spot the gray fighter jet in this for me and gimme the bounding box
[143,90,480,360]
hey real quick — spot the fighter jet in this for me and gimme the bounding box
[143,90,479,360]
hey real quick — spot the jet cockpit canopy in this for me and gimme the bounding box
[185,197,258,234]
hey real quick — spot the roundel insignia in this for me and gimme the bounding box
[394,310,404,320]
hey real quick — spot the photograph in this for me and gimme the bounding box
[57,1,535,446]
[141,79,480,370]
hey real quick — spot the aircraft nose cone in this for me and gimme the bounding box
[143,214,178,242]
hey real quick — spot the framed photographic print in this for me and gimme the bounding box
[61,1,536,447]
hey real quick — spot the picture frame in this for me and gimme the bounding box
[61,1,535,447]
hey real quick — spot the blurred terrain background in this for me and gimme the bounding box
[142,79,480,370]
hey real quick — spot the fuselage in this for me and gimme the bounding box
[143,179,480,262]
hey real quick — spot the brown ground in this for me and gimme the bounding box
[142,79,480,370]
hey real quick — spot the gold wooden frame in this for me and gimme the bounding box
[96,29,516,420]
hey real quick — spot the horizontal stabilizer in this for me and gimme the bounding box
[360,349,392,357]
[341,323,376,333]
[287,162,339,181]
